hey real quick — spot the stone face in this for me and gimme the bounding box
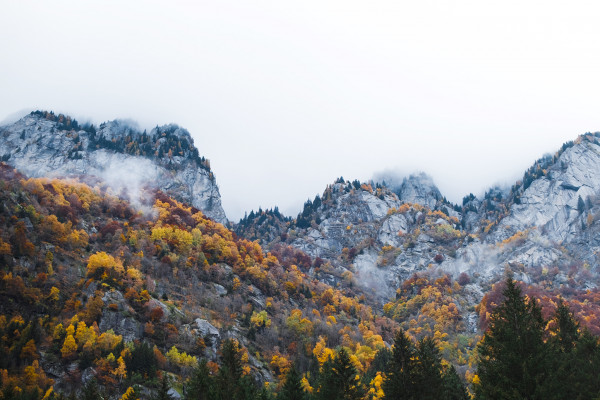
[493,139,600,243]
[398,172,442,209]
[98,310,143,342]
[0,113,227,223]
[195,318,220,339]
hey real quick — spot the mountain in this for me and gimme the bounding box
[241,133,600,293]
[0,111,227,223]
[2,110,600,399]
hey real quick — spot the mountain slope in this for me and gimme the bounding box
[0,111,227,223]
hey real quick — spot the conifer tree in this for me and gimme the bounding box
[82,378,103,400]
[539,300,581,400]
[316,348,363,400]
[382,329,415,399]
[475,277,546,399]
[154,375,174,400]
[441,365,469,400]
[215,339,256,400]
[412,337,444,399]
[278,365,306,400]
[186,360,214,400]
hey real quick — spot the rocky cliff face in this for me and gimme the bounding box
[492,135,600,244]
[238,133,600,304]
[397,172,443,209]
[0,111,227,223]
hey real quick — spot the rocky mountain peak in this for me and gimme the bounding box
[490,133,600,243]
[397,172,443,209]
[0,111,227,223]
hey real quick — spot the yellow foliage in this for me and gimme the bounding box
[166,346,198,368]
[112,356,127,381]
[301,375,313,394]
[120,386,139,400]
[98,329,122,351]
[313,336,334,366]
[48,286,60,302]
[286,309,313,337]
[232,276,242,291]
[86,251,124,280]
[61,335,77,358]
[367,371,385,399]
[52,323,65,340]
[270,354,291,380]
[250,310,271,330]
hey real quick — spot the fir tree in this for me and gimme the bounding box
[278,365,306,400]
[539,300,581,400]
[82,378,103,400]
[154,375,174,400]
[382,329,415,399]
[475,277,546,399]
[412,337,444,399]
[215,339,256,400]
[316,348,363,400]
[186,360,214,400]
[441,365,469,400]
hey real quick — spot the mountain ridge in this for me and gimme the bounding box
[0,111,227,224]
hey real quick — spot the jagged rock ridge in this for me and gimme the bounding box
[0,111,227,223]
[238,132,600,303]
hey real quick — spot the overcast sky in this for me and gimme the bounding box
[2,1,600,220]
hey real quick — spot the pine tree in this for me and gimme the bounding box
[578,195,586,213]
[570,330,600,398]
[412,337,444,399]
[551,299,579,353]
[186,360,214,400]
[215,339,256,400]
[82,378,103,400]
[154,375,174,400]
[316,348,363,400]
[475,277,546,399]
[382,329,415,399]
[539,300,581,400]
[278,365,306,400]
[441,365,469,400]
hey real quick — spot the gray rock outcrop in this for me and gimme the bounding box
[0,112,227,223]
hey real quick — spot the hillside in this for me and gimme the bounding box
[0,111,227,223]
[2,112,600,399]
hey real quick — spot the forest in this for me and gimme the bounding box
[1,162,600,399]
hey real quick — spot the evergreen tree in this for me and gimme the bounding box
[316,348,363,400]
[578,195,586,213]
[154,375,174,400]
[186,360,215,400]
[475,277,546,399]
[412,337,444,399]
[551,299,580,353]
[539,300,582,400]
[570,330,600,398]
[278,365,306,400]
[382,329,415,399]
[215,339,256,400]
[82,378,103,400]
[441,365,469,400]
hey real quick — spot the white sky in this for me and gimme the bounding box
[2,1,600,220]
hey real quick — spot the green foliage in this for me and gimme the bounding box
[153,375,174,400]
[383,329,468,400]
[383,329,415,399]
[475,277,546,399]
[278,366,306,400]
[441,365,470,400]
[316,348,363,400]
[186,360,215,400]
[82,378,103,400]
